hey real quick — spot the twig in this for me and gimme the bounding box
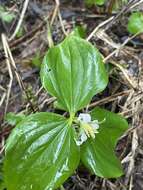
[9,20,46,47]
[86,16,114,41]
[0,137,5,155]
[9,0,30,41]
[105,0,139,30]
[1,34,13,114]
[87,0,142,41]
[103,32,140,62]
[0,85,6,92]
[58,10,68,36]
[47,20,54,48]
[0,93,6,107]
[89,90,131,108]
[35,86,43,96]
[50,0,67,36]
[129,0,143,10]
[125,129,138,186]
[50,0,60,26]
[108,0,116,14]
[2,34,36,112]
[110,61,136,89]
[96,29,120,49]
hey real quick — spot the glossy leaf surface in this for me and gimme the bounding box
[128,12,143,34]
[4,113,80,190]
[81,107,128,178]
[41,36,108,113]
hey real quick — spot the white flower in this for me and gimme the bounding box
[78,113,91,123]
[75,113,100,146]
[76,129,87,146]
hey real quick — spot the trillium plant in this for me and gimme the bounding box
[4,34,128,190]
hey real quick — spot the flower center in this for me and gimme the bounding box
[74,113,101,146]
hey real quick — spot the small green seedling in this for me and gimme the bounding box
[128,12,143,34]
[85,0,128,11]
[32,52,42,68]
[16,27,25,38]
[85,0,106,6]
[4,34,128,190]
[0,5,15,23]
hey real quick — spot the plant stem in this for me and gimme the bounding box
[69,112,75,125]
[47,20,54,48]
[60,185,65,190]
[108,0,116,14]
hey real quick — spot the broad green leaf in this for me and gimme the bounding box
[4,112,80,190]
[0,183,5,190]
[5,112,25,126]
[54,100,65,110]
[81,107,128,178]
[128,12,143,34]
[85,0,106,6]
[41,36,108,113]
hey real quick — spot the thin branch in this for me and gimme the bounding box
[89,90,132,108]
[1,34,13,114]
[86,16,114,41]
[110,61,136,89]
[2,34,36,112]
[9,0,30,41]
[50,0,60,26]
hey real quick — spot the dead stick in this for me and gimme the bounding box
[89,90,132,108]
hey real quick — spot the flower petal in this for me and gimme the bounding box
[81,131,88,142]
[78,113,91,123]
[91,123,99,129]
[76,130,88,146]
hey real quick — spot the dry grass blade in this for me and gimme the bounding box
[0,93,6,108]
[110,61,136,89]
[2,34,36,112]
[50,0,60,26]
[89,90,132,108]
[9,0,30,41]
[86,17,114,41]
[1,34,13,114]
[103,32,140,62]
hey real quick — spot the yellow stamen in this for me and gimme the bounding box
[82,123,95,139]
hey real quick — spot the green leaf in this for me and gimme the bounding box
[85,0,106,6]
[81,107,128,178]
[72,26,86,38]
[5,112,25,126]
[41,36,108,113]
[0,6,15,23]
[0,158,5,190]
[105,63,114,74]
[128,12,143,34]
[0,183,5,190]
[32,52,41,68]
[54,100,65,110]
[16,27,24,38]
[4,112,80,190]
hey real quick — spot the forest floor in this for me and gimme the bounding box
[0,0,143,190]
